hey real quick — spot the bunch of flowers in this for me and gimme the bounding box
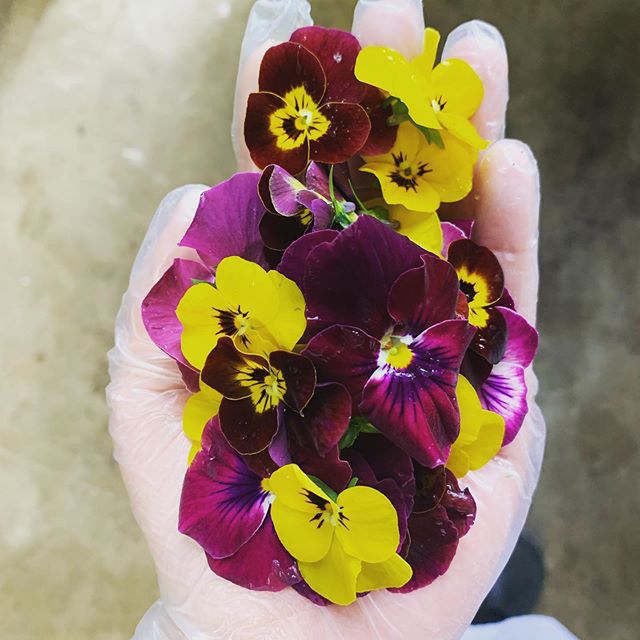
[142,25,537,606]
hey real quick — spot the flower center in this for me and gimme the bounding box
[214,305,251,343]
[379,334,414,370]
[236,362,287,413]
[302,490,349,530]
[269,86,331,151]
[431,95,447,112]
[388,151,431,192]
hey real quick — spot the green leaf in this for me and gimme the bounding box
[347,476,359,488]
[339,417,380,449]
[414,123,445,148]
[190,278,211,286]
[308,475,339,502]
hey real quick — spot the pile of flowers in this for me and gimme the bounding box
[142,26,537,606]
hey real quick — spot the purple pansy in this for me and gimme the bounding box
[179,420,300,591]
[477,307,538,445]
[297,216,475,467]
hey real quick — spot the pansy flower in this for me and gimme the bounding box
[355,28,488,150]
[360,122,475,213]
[245,27,376,175]
[448,238,509,364]
[446,375,505,478]
[179,420,300,591]
[258,162,355,252]
[298,216,476,467]
[176,256,306,370]
[200,336,316,455]
[266,463,412,605]
[142,173,269,371]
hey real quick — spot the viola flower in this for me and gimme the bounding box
[476,308,538,445]
[179,420,300,591]
[176,256,306,370]
[360,122,475,213]
[142,173,269,371]
[301,216,476,467]
[446,375,505,478]
[258,162,355,251]
[244,27,373,175]
[265,463,412,605]
[355,28,488,150]
[389,205,443,255]
[448,239,508,364]
[182,382,222,463]
[201,337,316,455]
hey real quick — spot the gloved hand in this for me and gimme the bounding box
[107,1,545,638]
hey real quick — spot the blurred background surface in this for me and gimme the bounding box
[1,1,638,638]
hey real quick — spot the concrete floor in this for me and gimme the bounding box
[1,1,638,638]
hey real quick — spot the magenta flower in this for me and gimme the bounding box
[295,216,476,467]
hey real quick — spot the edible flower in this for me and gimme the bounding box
[301,216,476,467]
[360,122,475,212]
[201,337,316,455]
[266,463,412,605]
[244,27,372,175]
[176,256,306,370]
[355,28,488,150]
[446,375,505,477]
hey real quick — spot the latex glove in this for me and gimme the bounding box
[107,1,545,638]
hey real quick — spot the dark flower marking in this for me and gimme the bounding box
[388,151,431,192]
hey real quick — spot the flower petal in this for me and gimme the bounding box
[183,384,222,443]
[259,211,308,252]
[441,469,477,537]
[357,553,412,592]
[266,270,308,352]
[290,27,365,103]
[219,397,279,455]
[269,350,316,413]
[390,206,443,254]
[179,429,270,559]
[299,536,361,606]
[206,518,300,591]
[142,258,213,367]
[359,85,397,156]
[258,41,326,103]
[499,307,539,367]
[277,229,339,292]
[259,164,307,217]
[388,253,459,335]
[304,215,425,339]
[361,319,476,467]
[304,325,379,410]
[289,441,352,493]
[268,464,335,562]
[471,305,508,365]
[431,58,484,119]
[179,173,267,269]
[478,361,528,446]
[310,102,371,165]
[335,485,400,563]
[245,92,310,174]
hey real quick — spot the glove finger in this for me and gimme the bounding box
[231,0,313,171]
[351,0,425,58]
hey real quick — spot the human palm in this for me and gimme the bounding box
[107,1,544,638]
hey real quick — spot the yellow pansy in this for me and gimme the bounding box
[355,28,488,150]
[390,205,443,255]
[266,464,412,605]
[361,122,475,212]
[176,257,306,370]
[182,382,222,464]
[447,376,505,477]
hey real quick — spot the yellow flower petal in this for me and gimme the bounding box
[431,58,484,119]
[267,270,307,351]
[182,383,221,442]
[357,553,413,592]
[447,376,505,477]
[390,206,443,254]
[411,28,441,76]
[335,486,399,563]
[187,441,201,465]
[354,45,411,98]
[268,464,334,562]
[437,112,488,150]
[176,282,228,370]
[299,537,361,606]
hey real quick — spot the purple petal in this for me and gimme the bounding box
[361,320,476,467]
[304,216,425,339]
[388,254,459,335]
[179,173,267,269]
[340,449,378,486]
[141,258,212,367]
[259,211,309,252]
[499,307,539,368]
[207,518,300,591]
[310,199,334,230]
[441,469,476,537]
[268,410,291,467]
[290,442,352,493]
[304,325,379,410]
[391,505,459,593]
[293,580,331,606]
[305,162,331,200]
[269,351,316,413]
[478,361,528,446]
[440,222,468,257]
[259,165,307,217]
[179,429,270,559]
[178,362,201,392]
[278,229,339,292]
[413,465,447,513]
[375,478,411,547]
